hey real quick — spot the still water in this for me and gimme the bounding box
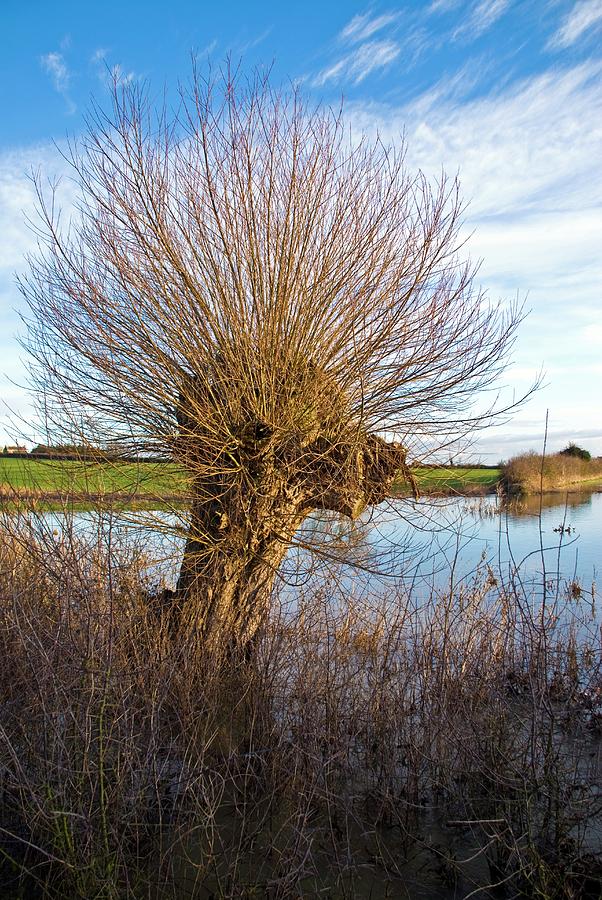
[280,487,602,612]
[25,485,602,600]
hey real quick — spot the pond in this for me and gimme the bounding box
[2,487,601,898]
[11,484,601,605]
[274,486,602,628]
[344,487,602,591]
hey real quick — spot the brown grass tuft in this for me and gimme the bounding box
[0,507,600,897]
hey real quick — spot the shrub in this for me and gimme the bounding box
[0,503,600,897]
[560,442,592,461]
[502,449,602,494]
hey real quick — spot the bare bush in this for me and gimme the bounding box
[0,506,600,898]
[502,450,602,495]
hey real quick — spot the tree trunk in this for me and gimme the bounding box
[174,478,307,650]
[171,428,414,651]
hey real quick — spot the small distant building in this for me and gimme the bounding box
[2,445,28,455]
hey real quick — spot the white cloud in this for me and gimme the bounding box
[350,61,602,216]
[313,39,400,86]
[312,9,402,87]
[234,27,273,54]
[467,209,602,296]
[453,0,511,40]
[429,0,462,12]
[194,39,218,59]
[40,51,75,113]
[110,64,136,86]
[91,47,108,64]
[91,50,137,88]
[339,11,398,44]
[580,322,602,346]
[41,52,69,92]
[472,0,511,31]
[345,59,602,455]
[548,0,602,49]
[0,145,74,271]
[0,146,74,444]
[476,424,602,459]
[0,164,38,271]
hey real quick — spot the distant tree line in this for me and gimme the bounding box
[1,444,166,462]
[1,444,105,460]
[29,444,102,459]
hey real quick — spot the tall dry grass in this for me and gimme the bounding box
[0,504,600,898]
[502,451,602,496]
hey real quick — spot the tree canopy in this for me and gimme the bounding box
[560,443,591,461]
[20,69,525,648]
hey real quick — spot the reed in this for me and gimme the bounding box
[0,504,600,898]
[502,450,602,495]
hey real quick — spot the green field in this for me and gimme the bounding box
[0,457,188,498]
[397,466,501,495]
[0,457,501,502]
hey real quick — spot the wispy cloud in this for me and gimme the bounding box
[346,59,602,452]
[0,146,73,442]
[91,47,108,65]
[40,51,75,113]
[454,0,511,40]
[548,0,602,49]
[110,64,136,86]
[352,61,602,217]
[476,424,602,458]
[339,11,398,43]
[313,39,400,86]
[194,39,218,59]
[235,27,273,54]
[427,0,461,15]
[428,0,462,13]
[91,49,136,87]
[311,9,402,87]
[41,52,70,93]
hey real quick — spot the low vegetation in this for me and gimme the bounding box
[0,505,600,898]
[0,457,500,504]
[403,465,500,495]
[502,449,602,496]
[0,457,187,501]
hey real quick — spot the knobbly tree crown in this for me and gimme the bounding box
[20,68,524,623]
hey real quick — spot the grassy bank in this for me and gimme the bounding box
[396,465,500,496]
[0,509,600,898]
[8,455,602,504]
[0,457,188,501]
[1,457,501,502]
[502,451,602,496]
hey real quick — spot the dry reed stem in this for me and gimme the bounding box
[0,506,600,897]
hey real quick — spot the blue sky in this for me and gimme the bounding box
[1,0,601,458]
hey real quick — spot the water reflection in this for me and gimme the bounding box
[2,486,600,598]
[502,488,601,515]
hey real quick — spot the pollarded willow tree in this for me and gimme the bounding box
[21,70,522,649]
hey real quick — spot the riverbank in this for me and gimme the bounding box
[0,457,188,501]
[8,457,602,504]
[402,465,500,496]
